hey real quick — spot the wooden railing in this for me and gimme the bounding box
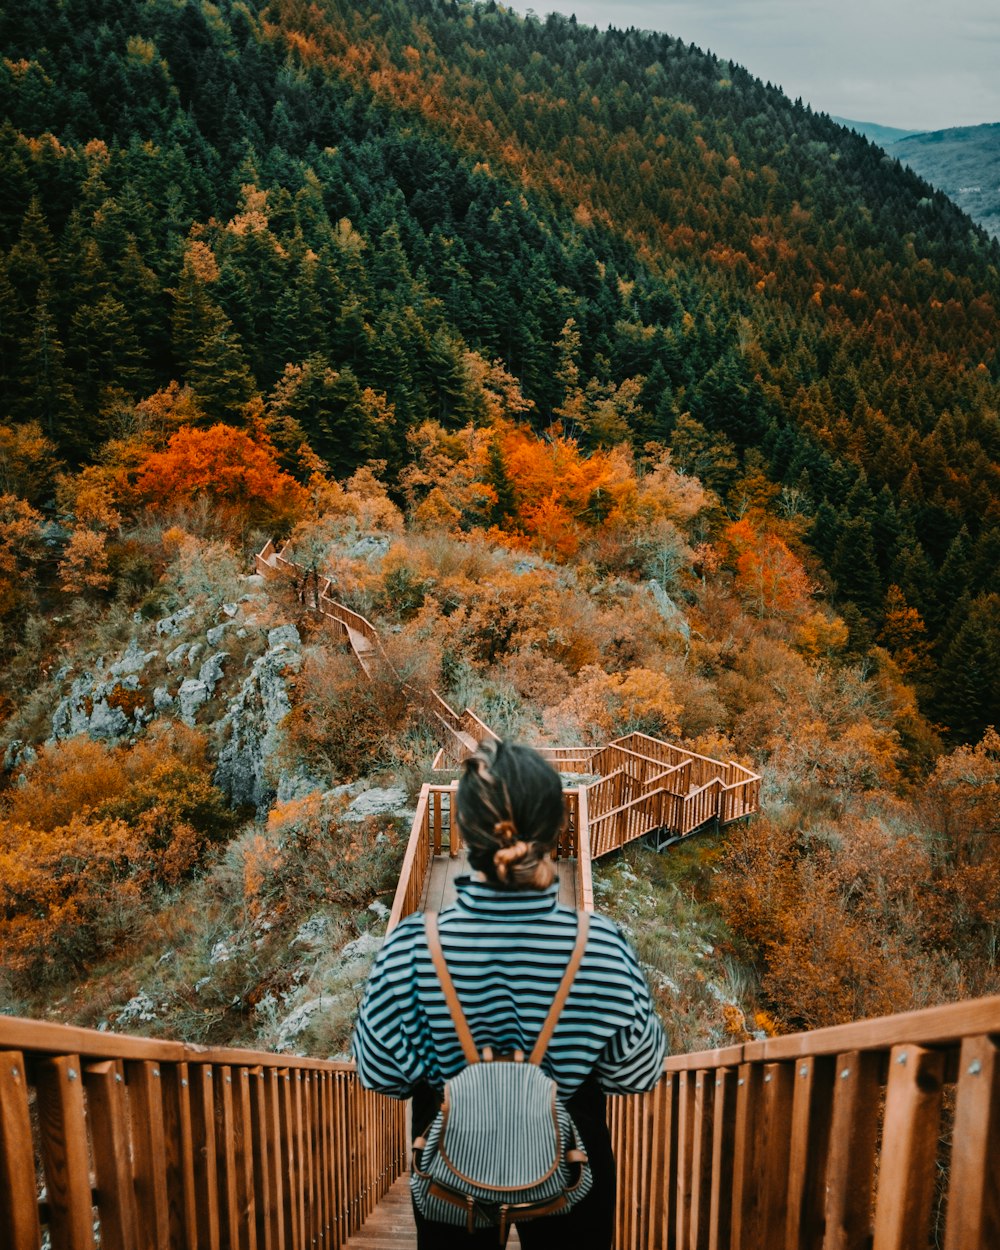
[4,994,997,1249]
[608,993,1000,1250]
[0,1016,406,1250]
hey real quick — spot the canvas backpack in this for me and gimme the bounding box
[410,910,593,1245]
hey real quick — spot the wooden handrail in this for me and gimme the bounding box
[4,994,998,1249]
[608,992,1000,1250]
[0,1015,406,1250]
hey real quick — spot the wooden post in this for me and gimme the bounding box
[823,1050,882,1250]
[871,1044,944,1250]
[188,1065,221,1250]
[125,1059,171,1249]
[35,1054,94,1250]
[161,1061,199,1250]
[84,1060,139,1250]
[944,1034,1000,1250]
[784,1055,834,1250]
[707,1067,737,1250]
[0,1051,43,1250]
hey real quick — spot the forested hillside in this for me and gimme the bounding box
[1,0,999,736]
[1,0,998,1049]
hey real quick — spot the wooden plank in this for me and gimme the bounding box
[189,1065,221,1250]
[751,994,1000,1062]
[249,1068,274,1250]
[688,1070,715,1250]
[0,1050,43,1250]
[215,1066,242,1250]
[234,1068,258,1250]
[126,1059,171,1250]
[675,1065,700,1250]
[784,1055,834,1250]
[707,1067,737,1250]
[281,1071,302,1250]
[823,1050,882,1250]
[160,1061,199,1250]
[84,1060,139,1250]
[872,1044,944,1250]
[757,1062,795,1245]
[264,1069,286,1250]
[728,1062,763,1250]
[944,1034,1000,1250]
[0,1013,360,1072]
[34,1054,93,1250]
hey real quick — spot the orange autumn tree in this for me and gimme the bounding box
[497,425,637,559]
[718,516,816,620]
[135,423,309,531]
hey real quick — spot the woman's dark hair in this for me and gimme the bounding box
[456,740,566,890]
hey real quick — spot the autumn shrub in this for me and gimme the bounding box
[250,794,404,913]
[547,664,683,743]
[0,814,148,984]
[281,645,411,782]
[0,724,237,985]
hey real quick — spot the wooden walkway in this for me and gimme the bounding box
[421,850,578,912]
[344,1175,521,1248]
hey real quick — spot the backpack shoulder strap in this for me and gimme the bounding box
[425,912,480,1066]
[529,912,590,1066]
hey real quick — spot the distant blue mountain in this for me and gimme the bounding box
[831,117,1000,239]
[831,117,923,146]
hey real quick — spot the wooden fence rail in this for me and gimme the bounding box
[609,992,1000,1250]
[3,994,997,1250]
[0,1018,406,1250]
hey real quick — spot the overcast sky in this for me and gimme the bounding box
[514,1,1000,132]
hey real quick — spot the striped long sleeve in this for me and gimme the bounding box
[352,876,667,1099]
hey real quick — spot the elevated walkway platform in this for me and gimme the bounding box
[421,849,578,912]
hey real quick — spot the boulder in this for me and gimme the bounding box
[156,605,196,637]
[178,679,209,724]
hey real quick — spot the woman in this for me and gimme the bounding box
[352,740,667,1248]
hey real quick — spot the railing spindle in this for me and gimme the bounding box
[0,1051,43,1250]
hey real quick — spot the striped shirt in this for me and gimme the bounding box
[352,876,667,1099]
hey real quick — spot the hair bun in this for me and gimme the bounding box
[493,840,531,883]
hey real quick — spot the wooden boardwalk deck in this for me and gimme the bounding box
[344,1175,521,1248]
[421,850,578,912]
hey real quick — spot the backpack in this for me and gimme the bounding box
[410,910,593,1245]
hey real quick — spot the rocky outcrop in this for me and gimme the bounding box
[214,625,303,813]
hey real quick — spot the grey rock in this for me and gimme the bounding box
[343,786,410,822]
[109,638,158,677]
[206,622,230,647]
[242,574,266,589]
[267,624,301,651]
[153,687,175,713]
[293,915,330,948]
[3,740,37,772]
[165,643,189,669]
[646,580,691,640]
[222,602,240,618]
[275,997,326,1048]
[276,769,326,804]
[88,700,131,740]
[178,679,209,725]
[209,940,232,965]
[367,900,390,922]
[214,646,302,812]
[340,933,383,963]
[117,991,158,1025]
[198,651,229,691]
[186,643,204,667]
[156,604,196,637]
[346,534,391,561]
